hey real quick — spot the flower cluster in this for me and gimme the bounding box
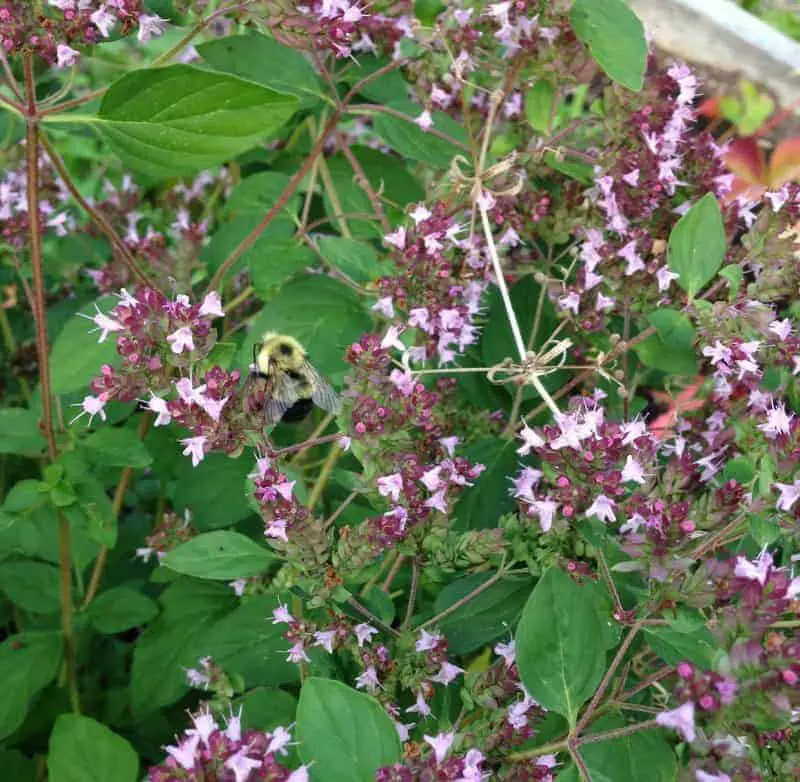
[377,201,488,365]
[134,509,195,564]
[1,0,166,67]
[271,0,411,59]
[147,707,308,782]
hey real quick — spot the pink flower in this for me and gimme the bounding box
[586,494,616,523]
[70,394,108,426]
[377,473,404,502]
[531,498,558,532]
[734,549,773,585]
[424,731,454,764]
[80,304,123,343]
[167,326,195,354]
[199,291,224,318]
[384,226,407,249]
[494,640,515,666]
[266,725,293,755]
[354,623,378,647]
[511,467,541,504]
[406,690,432,717]
[287,766,310,782]
[313,630,337,654]
[56,44,80,68]
[656,701,696,743]
[517,424,544,455]
[439,436,459,456]
[144,393,171,426]
[372,296,395,318]
[758,403,793,438]
[287,641,310,664]
[415,628,442,652]
[656,266,680,292]
[138,13,167,42]
[165,733,200,771]
[415,110,434,131]
[355,665,380,692]
[621,455,646,484]
[775,480,800,512]
[410,204,432,224]
[91,7,117,37]
[265,518,288,542]
[224,749,261,782]
[431,661,464,685]
[180,435,207,467]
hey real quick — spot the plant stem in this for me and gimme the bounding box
[323,489,358,531]
[575,618,644,735]
[37,131,153,289]
[402,559,420,629]
[595,548,624,619]
[207,59,407,293]
[420,569,504,629]
[345,596,399,638]
[578,718,659,745]
[82,414,152,608]
[381,553,405,592]
[337,131,391,232]
[306,443,342,511]
[23,52,79,714]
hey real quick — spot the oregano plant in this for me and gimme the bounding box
[0,1,798,780]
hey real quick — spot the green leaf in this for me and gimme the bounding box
[2,479,48,514]
[198,33,322,104]
[130,580,234,714]
[516,567,607,726]
[644,620,716,668]
[50,296,121,396]
[88,587,160,634]
[372,101,467,167]
[224,171,296,217]
[297,678,402,781]
[240,276,372,382]
[557,716,676,782]
[173,452,256,530]
[251,240,316,298]
[0,561,61,613]
[350,58,409,105]
[634,309,698,376]
[525,80,557,133]
[79,427,152,468]
[453,438,518,529]
[667,193,727,298]
[316,237,394,284]
[0,409,46,456]
[48,714,138,782]
[162,531,274,580]
[436,574,534,654]
[570,0,647,91]
[201,595,299,686]
[235,686,298,732]
[0,632,62,740]
[94,65,298,176]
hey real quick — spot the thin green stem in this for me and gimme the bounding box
[24,52,80,715]
[420,569,504,629]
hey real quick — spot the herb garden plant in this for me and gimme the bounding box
[0,0,799,780]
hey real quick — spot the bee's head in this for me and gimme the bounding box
[259,333,306,373]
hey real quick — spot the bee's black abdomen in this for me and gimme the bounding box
[281,397,314,423]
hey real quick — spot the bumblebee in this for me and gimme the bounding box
[250,332,341,424]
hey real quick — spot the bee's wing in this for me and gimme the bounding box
[305,360,342,415]
[263,371,300,424]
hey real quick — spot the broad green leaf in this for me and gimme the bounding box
[316,237,394,284]
[251,240,316,298]
[644,624,716,668]
[0,750,34,782]
[224,171,296,217]
[173,452,256,530]
[201,595,299,686]
[570,0,647,91]
[0,409,46,456]
[453,438,518,529]
[557,716,676,782]
[634,309,698,376]
[235,686,298,732]
[130,580,234,714]
[436,574,534,654]
[0,632,62,740]
[93,65,298,175]
[50,296,120,396]
[667,193,727,298]
[349,57,409,105]
[526,80,557,133]
[48,714,138,782]
[88,587,160,634]
[516,567,607,726]
[371,101,467,167]
[79,427,152,468]
[162,531,274,580]
[2,479,48,514]
[240,276,373,382]
[297,678,402,781]
[198,33,322,103]
[0,561,61,613]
